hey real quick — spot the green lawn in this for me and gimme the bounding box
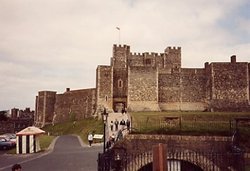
[130,111,250,150]
[39,135,55,151]
[43,118,103,144]
[131,111,250,133]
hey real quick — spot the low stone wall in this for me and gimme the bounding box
[115,134,232,154]
[159,102,207,111]
[128,101,160,111]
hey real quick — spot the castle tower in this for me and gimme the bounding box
[164,47,181,70]
[34,91,56,127]
[96,65,113,114]
[111,44,130,68]
[111,45,130,112]
[11,108,19,118]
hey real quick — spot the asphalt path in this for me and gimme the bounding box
[0,135,102,171]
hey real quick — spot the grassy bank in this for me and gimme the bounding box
[130,111,250,134]
[39,135,55,150]
[130,111,250,150]
[42,118,103,144]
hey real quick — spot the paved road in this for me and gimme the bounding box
[0,135,102,171]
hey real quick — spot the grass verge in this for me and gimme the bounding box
[39,135,55,151]
[43,118,103,144]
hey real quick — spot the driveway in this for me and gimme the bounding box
[0,135,102,171]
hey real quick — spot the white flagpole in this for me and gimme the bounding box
[116,27,120,45]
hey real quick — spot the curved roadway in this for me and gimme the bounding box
[0,135,102,171]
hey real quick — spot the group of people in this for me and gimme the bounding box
[110,118,130,132]
[105,117,131,150]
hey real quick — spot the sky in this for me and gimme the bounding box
[0,0,250,111]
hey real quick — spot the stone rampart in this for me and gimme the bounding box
[181,68,206,102]
[211,62,249,111]
[158,73,181,103]
[35,44,250,125]
[128,66,160,111]
[53,88,96,123]
[35,88,96,126]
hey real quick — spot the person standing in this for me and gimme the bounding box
[110,121,114,131]
[126,119,131,132]
[115,119,119,131]
[88,132,93,147]
[120,119,126,130]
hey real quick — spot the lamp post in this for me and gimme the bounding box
[102,108,108,153]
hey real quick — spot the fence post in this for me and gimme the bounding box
[153,143,167,171]
[97,153,102,171]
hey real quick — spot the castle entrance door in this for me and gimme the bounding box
[114,102,124,113]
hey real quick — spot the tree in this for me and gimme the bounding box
[0,111,8,121]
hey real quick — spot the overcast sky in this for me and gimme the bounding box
[0,0,249,111]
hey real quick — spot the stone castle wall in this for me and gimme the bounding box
[53,88,96,123]
[128,66,160,111]
[159,76,181,110]
[35,91,56,127]
[180,68,207,111]
[210,60,250,111]
[113,68,127,99]
[96,66,113,113]
[35,88,96,127]
[35,44,250,125]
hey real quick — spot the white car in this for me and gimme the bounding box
[1,133,16,144]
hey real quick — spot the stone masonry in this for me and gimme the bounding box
[34,44,250,126]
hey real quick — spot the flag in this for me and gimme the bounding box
[116,27,120,30]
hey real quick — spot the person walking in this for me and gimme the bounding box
[116,130,123,141]
[88,132,93,147]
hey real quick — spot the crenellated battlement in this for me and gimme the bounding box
[165,46,181,54]
[130,52,165,58]
[113,44,130,51]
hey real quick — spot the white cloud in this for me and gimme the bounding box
[0,0,249,110]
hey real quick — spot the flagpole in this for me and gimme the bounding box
[116,27,120,45]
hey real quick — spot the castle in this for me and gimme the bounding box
[34,44,250,127]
